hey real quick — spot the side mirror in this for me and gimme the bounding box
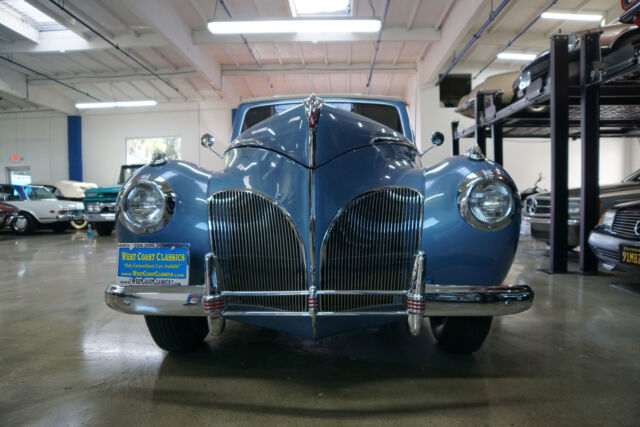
[419,131,445,157]
[431,131,445,146]
[201,133,215,148]
[200,133,223,159]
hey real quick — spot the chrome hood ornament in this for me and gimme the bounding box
[303,93,323,130]
[464,143,485,161]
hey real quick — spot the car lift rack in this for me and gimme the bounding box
[452,33,640,274]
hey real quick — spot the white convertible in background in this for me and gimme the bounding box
[0,184,84,234]
[39,180,97,229]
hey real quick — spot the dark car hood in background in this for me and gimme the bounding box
[227,103,414,168]
[533,181,640,200]
[0,202,19,213]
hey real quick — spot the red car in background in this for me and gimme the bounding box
[0,202,25,232]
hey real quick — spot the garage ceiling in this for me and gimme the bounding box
[0,0,626,113]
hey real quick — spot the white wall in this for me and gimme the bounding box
[81,100,232,186]
[0,111,68,185]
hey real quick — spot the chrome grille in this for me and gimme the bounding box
[209,190,306,311]
[611,209,640,240]
[525,197,550,216]
[320,187,423,312]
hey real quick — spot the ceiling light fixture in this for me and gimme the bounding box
[541,12,603,22]
[497,52,537,61]
[75,100,158,110]
[207,18,380,34]
[289,0,351,17]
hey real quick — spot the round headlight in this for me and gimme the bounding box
[518,71,531,91]
[119,179,173,233]
[468,180,513,224]
[458,170,518,231]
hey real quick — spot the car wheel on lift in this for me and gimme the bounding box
[71,219,88,230]
[144,316,209,353]
[13,212,36,235]
[50,222,69,233]
[429,316,493,354]
[95,222,114,236]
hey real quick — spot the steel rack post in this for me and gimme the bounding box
[452,121,460,155]
[490,92,504,166]
[549,35,570,274]
[579,31,601,273]
[474,92,487,154]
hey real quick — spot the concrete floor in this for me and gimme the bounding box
[0,230,639,426]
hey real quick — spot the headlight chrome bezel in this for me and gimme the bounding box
[118,175,175,234]
[457,169,520,232]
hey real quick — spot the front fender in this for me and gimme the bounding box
[116,161,211,285]
[421,156,520,285]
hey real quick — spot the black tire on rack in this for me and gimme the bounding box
[144,316,209,353]
[429,316,493,354]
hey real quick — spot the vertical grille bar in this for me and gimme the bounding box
[209,190,307,311]
[320,187,423,312]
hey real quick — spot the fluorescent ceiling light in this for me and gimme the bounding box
[497,52,536,61]
[75,100,158,110]
[289,0,351,17]
[541,12,602,22]
[207,19,380,34]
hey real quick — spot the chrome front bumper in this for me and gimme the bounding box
[56,211,85,221]
[86,212,115,222]
[105,283,534,318]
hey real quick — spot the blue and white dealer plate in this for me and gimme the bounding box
[117,243,190,285]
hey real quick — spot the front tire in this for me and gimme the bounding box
[144,316,209,353]
[94,222,114,236]
[13,212,36,235]
[429,316,492,354]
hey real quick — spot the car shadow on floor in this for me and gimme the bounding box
[122,320,538,420]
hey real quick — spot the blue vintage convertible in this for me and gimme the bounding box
[105,94,533,354]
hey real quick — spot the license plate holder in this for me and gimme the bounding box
[619,244,640,266]
[520,219,532,236]
[117,243,190,285]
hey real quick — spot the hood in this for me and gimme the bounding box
[84,185,121,198]
[532,181,640,200]
[0,202,19,213]
[227,102,414,168]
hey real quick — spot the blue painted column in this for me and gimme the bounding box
[67,115,82,181]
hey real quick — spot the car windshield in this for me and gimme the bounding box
[1,185,23,201]
[25,186,56,200]
[118,165,143,185]
[241,102,404,134]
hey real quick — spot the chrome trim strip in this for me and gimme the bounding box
[86,212,116,222]
[105,283,533,317]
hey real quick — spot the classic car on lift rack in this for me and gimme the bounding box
[105,94,533,354]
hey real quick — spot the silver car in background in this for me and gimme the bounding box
[521,169,640,248]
